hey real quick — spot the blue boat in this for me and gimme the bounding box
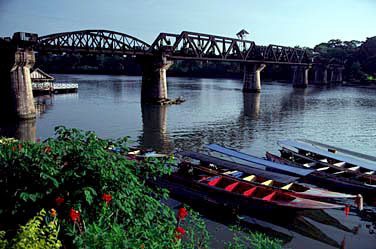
[205,144,314,177]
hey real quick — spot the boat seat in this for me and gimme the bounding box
[303,162,315,168]
[224,182,239,192]
[347,166,360,171]
[261,180,274,186]
[262,191,277,201]
[319,159,328,163]
[207,176,222,186]
[365,171,375,175]
[281,183,294,190]
[333,162,346,167]
[243,175,256,182]
[243,186,257,197]
[316,167,330,171]
[223,170,238,175]
[333,171,345,175]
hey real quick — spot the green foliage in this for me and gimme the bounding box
[0,209,61,249]
[0,127,287,249]
[0,126,178,248]
[224,226,283,249]
[0,231,8,249]
[181,208,210,249]
[314,37,376,81]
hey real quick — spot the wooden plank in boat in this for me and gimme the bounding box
[179,151,299,184]
[205,144,314,176]
[279,140,376,171]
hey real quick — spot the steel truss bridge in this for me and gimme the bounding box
[35,29,312,65]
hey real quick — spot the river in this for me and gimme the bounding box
[1,74,376,248]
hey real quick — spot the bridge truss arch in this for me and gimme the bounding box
[37,29,151,55]
[150,31,312,65]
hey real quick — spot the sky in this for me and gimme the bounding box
[0,0,375,48]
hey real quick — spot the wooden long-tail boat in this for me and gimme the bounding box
[205,144,315,177]
[266,151,376,198]
[153,178,342,248]
[179,151,355,200]
[299,139,376,162]
[204,143,375,198]
[165,163,343,210]
[278,139,376,185]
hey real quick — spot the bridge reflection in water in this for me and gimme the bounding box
[0,119,36,141]
[139,103,173,152]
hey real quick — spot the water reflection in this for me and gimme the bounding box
[168,184,355,248]
[139,103,173,151]
[242,92,260,119]
[0,119,36,141]
[35,95,53,116]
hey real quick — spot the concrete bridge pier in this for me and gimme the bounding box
[242,63,266,93]
[292,65,311,88]
[140,56,173,103]
[330,67,344,83]
[0,47,36,119]
[313,66,328,85]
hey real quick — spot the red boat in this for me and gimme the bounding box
[168,163,344,210]
[179,151,355,201]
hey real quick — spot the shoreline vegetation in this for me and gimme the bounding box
[0,127,284,249]
[36,37,376,85]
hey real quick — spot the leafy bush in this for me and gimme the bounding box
[180,208,210,249]
[0,127,286,249]
[0,126,178,248]
[224,226,283,249]
[0,209,61,249]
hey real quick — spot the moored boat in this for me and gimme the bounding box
[266,151,376,198]
[179,151,355,200]
[278,139,376,182]
[167,163,344,210]
[205,144,314,177]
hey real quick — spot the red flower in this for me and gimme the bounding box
[55,196,65,206]
[175,226,186,240]
[69,208,80,222]
[102,193,112,204]
[44,146,52,153]
[12,146,16,152]
[36,138,41,143]
[177,207,188,220]
[18,144,22,150]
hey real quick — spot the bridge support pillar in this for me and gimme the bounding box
[11,49,36,119]
[243,64,266,93]
[313,67,328,85]
[292,66,310,88]
[0,47,36,119]
[140,56,173,103]
[330,67,344,83]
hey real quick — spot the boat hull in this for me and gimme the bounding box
[160,169,343,210]
[266,152,376,198]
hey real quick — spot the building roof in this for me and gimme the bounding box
[30,68,55,82]
[236,29,249,39]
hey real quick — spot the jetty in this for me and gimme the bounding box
[31,68,78,95]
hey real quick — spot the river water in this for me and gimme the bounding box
[1,74,376,248]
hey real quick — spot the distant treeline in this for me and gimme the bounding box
[35,36,376,82]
